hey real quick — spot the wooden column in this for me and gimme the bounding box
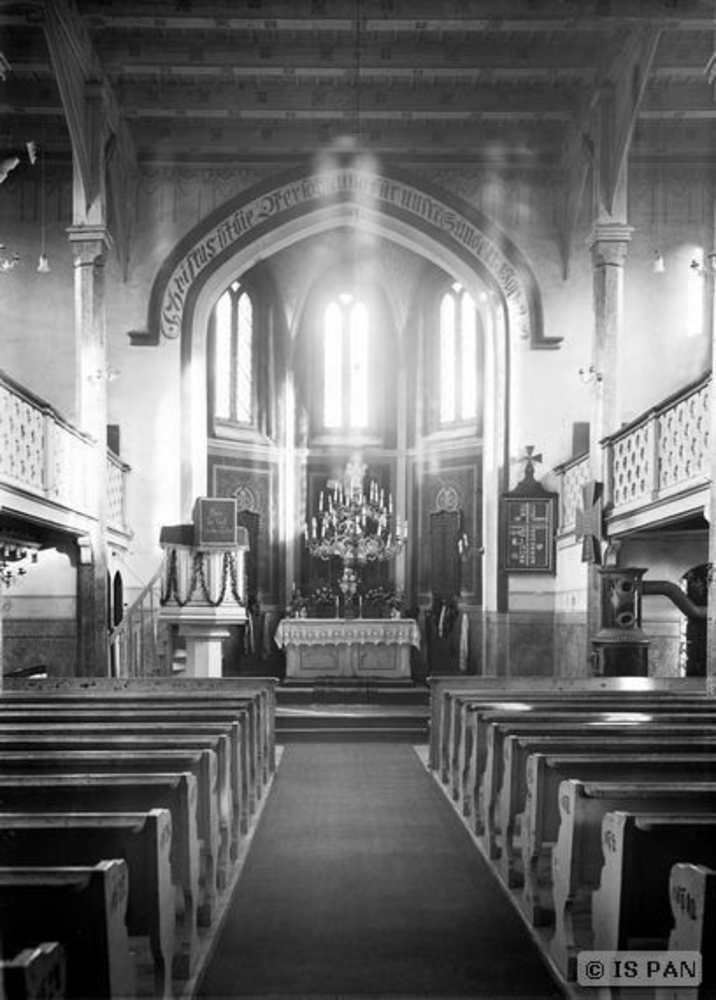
[585,222,632,665]
[68,225,111,676]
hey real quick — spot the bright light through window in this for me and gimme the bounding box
[236,293,253,422]
[440,294,456,423]
[324,302,343,427]
[461,292,477,419]
[214,291,232,419]
[350,302,368,428]
[212,283,254,425]
[438,286,479,425]
[323,295,371,430]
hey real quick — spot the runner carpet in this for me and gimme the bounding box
[196,742,562,999]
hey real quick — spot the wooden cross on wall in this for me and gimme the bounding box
[517,445,543,487]
[575,481,604,565]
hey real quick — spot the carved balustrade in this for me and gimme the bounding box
[605,374,710,512]
[0,370,129,534]
[555,374,711,537]
[555,453,591,531]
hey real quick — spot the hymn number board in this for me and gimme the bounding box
[501,453,557,574]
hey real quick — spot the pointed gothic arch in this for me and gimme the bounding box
[132,163,554,613]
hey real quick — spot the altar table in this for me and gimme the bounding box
[273,618,421,681]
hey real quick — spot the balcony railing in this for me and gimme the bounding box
[555,373,711,536]
[605,373,710,512]
[0,369,129,535]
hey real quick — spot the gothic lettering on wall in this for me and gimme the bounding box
[141,166,554,350]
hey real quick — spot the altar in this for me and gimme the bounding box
[273,618,421,681]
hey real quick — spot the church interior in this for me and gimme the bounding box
[1,2,716,998]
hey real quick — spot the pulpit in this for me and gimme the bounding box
[273,618,421,681]
[159,499,249,677]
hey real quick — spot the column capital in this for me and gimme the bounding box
[67,224,113,266]
[588,223,634,267]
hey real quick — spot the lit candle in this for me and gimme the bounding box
[311,517,317,539]
[319,490,324,511]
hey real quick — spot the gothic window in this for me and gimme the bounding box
[322,294,370,430]
[438,283,478,426]
[212,281,254,426]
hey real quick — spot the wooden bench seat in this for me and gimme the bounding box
[549,779,716,979]
[0,809,175,998]
[474,715,716,837]
[0,859,135,999]
[0,717,250,845]
[0,704,259,823]
[428,675,707,772]
[659,863,716,1000]
[0,747,222,923]
[495,732,716,887]
[447,691,712,801]
[0,772,200,976]
[1,942,65,1000]
[0,731,239,871]
[0,698,263,816]
[591,811,716,953]
[449,695,716,814]
[518,754,716,927]
[429,675,708,779]
[2,676,278,786]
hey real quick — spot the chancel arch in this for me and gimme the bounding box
[142,164,549,622]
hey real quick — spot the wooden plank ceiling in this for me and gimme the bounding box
[1,0,714,169]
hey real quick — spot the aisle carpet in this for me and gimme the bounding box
[196,743,562,999]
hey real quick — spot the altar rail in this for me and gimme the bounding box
[0,369,129,536]
[556,373,710,536]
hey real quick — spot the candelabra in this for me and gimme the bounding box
[305,474,407,598]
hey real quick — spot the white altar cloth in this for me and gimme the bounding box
[274,618,421,680]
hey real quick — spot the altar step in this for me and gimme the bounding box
[276,680,428,706]
[275,703,429,743]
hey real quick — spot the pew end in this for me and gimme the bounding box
[1,942,66,1000]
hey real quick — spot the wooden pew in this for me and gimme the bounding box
[0,697,263,818]
[549,779,716,980]
[0,707,255,830]
[0,773,200,978]
[518,755,716,929]
[0,859,135,1000]
[658,863,716,1000]
[475,715,716,838]
[0,809,175,999]
[0,747,221,922]
[1,942,65,1000]
[0,732,236,877]
[496,732,716,887]
[452,694,716,817]
[428,675,707,780]
[2,676,278,788]
[591,811,716,953]
[0,718,249,848]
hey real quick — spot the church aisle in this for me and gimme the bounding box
[196,742,563,999]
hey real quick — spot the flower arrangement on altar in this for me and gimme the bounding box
[360,585,405,618]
